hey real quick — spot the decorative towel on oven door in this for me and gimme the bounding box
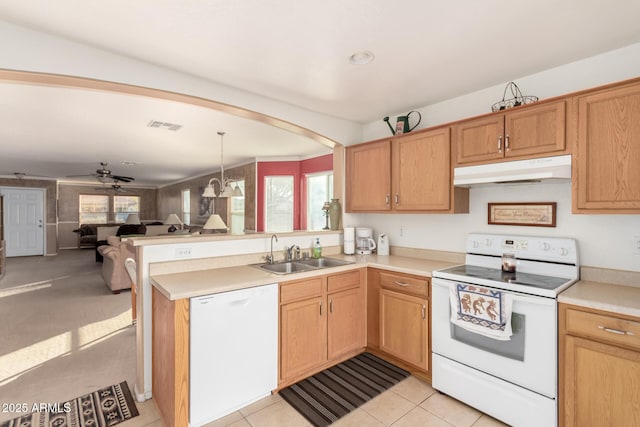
[449,283,513,340]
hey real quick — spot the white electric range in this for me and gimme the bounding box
[431,233,579,427]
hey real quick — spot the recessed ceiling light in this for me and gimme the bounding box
[349,51,375,65]
[122,161,138,166]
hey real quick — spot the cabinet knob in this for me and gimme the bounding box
[421,305,426,320]
[385,194,390,205]
[505,134,510,151]
[497,136,503,153]
[395,194,399,206]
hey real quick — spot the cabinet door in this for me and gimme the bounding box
[380,289,429,371]
[563,335,640,426]
[454,115,504,165]
[392,128,451,211]
[573,83,640,213]
[345,140,391,211]
[327,287,365,360]
[280,296,327,381]
[504,100,566,158]
[367,269,382,349]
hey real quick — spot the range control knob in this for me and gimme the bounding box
[471,240,480,249]
[540,242,551,251]
[485,238,493,247]
[560,247,569,256]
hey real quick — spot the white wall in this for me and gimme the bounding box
[0,20,363,145]
[362,42,640,140]
[348,182,639,272]
[348,43,640,272]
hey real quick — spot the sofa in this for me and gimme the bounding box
[97,235,136,293]
[95,224,172,262]
[73,224,98,248]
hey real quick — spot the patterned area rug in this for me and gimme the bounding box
[280,353,409,427]
[1,381,139,427]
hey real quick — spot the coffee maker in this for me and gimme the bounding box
[355,227,377,254]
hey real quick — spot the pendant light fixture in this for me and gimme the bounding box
[202,131,244,198]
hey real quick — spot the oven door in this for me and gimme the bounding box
[431,277,557,398]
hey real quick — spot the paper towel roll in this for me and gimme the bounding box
[344,227,355,242]
[344,241,355,255]
[344,227,355,254]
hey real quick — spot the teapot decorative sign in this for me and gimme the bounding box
[383,110,421,135]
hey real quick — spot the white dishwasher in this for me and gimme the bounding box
[190,283,278,426]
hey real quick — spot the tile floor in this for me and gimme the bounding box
[121,376,508,427]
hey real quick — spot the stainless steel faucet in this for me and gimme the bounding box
[265,234,278,264]
[286,244,300,261]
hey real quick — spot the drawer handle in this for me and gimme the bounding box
[421,304,426,320]
[598,325,635,336]
[394,281,410,287]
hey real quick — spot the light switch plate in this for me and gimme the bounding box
[634,236,640,255]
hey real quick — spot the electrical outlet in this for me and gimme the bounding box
[400,226,405,237]
[634,236,640,255]
[175,247,192,258]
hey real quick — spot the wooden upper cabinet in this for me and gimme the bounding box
[454,100,567,166]
[454,115,504,165]
[392,128,452,211]
[345,140,391,212]
[346,129,467,213]
[573,81,640,213]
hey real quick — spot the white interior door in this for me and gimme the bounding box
[2,188,45,257]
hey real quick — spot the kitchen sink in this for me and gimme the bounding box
[256,261,317,274]
[298,257,353,268]
[253,257,354,274]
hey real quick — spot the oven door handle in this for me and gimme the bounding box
[431,278,556,307]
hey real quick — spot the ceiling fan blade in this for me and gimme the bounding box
[112,175,135,182]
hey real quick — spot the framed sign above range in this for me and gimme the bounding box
[488,202,556,227]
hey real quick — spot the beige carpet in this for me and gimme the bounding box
[0,249,136,423]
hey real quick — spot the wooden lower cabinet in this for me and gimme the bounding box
[380,289,429,371]
[152,288,189,427]
[279,269,365,386]
[560,303,640,426]
[280,295,327,379]
[328,287,364,360]
[367,268,431,377]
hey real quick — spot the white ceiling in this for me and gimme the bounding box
[1,0,640,186]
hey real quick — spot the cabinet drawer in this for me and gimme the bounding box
[327,269,361,293]
[380,271,429,298]
[565,308,640,351]
[280,277,323,304]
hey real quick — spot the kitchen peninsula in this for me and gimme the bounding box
[147,242,461,426]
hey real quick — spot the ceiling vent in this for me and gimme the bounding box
[147,120,182,131]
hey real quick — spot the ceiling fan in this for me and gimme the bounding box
[94,183,128,193]
[68,162,135,183]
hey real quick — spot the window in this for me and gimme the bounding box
[114,195,141,223]
[265,176,293,232]
[306,171,333,230]
[182,189,191,226]
[79,194,109,224]
[228,180,245,234]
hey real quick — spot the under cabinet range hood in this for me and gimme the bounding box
[453,155,572,187]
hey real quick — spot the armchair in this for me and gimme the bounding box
[97,236,136,293]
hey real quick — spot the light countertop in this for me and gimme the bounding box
[150,254,459,300]
[559,280,640,318]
